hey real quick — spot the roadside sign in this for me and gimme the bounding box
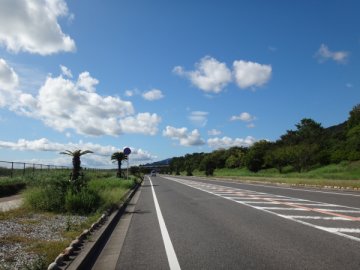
[124,147,131,155]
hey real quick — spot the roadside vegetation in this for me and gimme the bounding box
[0,150,143,269]
[165,104,360,187]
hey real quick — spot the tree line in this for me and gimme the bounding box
[167,104,360,176]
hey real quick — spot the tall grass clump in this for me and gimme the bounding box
[24,178,69,212]
[65,188,100,214]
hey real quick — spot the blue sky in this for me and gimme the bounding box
[0,0,359,168]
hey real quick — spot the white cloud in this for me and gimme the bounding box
[0,66,162,136]
[163,126,205,146]
[247,123,255,128]
[120,113,161,135]
[233,60,272,89]
[189,111,208,127]
[0,138,156,166]
[125,90,134,97]
[0,58,21,108]
[142,89,164,101]
[0,0,76,55]
[0,59,19,91]
[315,44,349,64]
[207,136,256,149]
[208,129,222,136]
[60,65,73,78]
[173,56,232,93]
[230,112,256,122]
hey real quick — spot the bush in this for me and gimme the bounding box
[65,189,100,214]
[25,186,66,212]
[24,178,68,212]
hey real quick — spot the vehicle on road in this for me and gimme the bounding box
[150,170,156,177]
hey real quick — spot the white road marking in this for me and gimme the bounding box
[194,176,360,197]
[163,176,360,243]
[149,177,181,270]
[256,207,309,211]
[279,215,351,220]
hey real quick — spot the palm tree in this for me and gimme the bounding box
[111,151,128,178]
[60,149,93,181]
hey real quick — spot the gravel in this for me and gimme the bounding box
[0,213,87,270]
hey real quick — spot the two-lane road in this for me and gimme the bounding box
[99,175,360,270]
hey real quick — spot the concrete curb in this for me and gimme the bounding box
[47,181,142,270]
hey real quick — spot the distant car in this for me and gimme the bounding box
[150,170,156,177]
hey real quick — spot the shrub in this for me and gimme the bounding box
[65,189,100,215]
[24,178,68,212]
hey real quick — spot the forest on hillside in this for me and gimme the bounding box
[166,104,360,176]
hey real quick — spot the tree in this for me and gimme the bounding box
[347,104,360,129]
[60,149,93,192]
[265,146,291,173]
[245,140,272,172]
[200,156,216,176]
[111,152,128,178]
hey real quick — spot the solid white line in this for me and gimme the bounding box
[149,177,181,270]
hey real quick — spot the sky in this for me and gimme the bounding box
[0,0,359,168]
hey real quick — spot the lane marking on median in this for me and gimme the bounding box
[148,176,181,270]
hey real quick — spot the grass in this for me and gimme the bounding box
[190,161,360,189]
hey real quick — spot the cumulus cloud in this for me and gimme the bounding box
[208,129,222,136]
[142,89,164,101]
[0,0,76,55]
[315,44,349,64]
[0,65,162,136]
[120,113,161,135]
[174,56,272,92]
[233,60,272,89]
[188,111,208,127]
[163,126,205,146]
[173,56,232,93]
[0,138,156,166]
[207,136,256,149]
[230,112,256,122]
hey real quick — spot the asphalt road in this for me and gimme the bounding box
[111,175,360,270]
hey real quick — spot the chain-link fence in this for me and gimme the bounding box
[0,160,71,178]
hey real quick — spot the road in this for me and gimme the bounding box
[94,175,360,270]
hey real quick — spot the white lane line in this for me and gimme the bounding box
[149,177,181,270]
[326,228,360,233]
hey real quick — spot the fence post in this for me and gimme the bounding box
[23,163,26,176]
[11,162,13,178]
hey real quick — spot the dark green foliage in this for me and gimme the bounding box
[60,149,93,192]
[111,151,128,178]
[245,140,272,172]
[0,181,26,197]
